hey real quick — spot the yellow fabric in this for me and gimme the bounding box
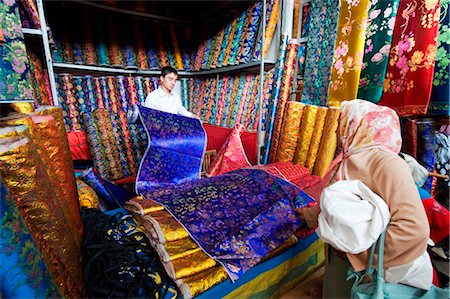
[293,104,319,166]
[8,102,35,114]
[276,102,305,162]
[168,249,216,280]
[125,196,164,216]
[327,0,370,107]
[143,210,190,243]
[0,125,27,139]
[223,239,325,299]
[313,107,340,177]
[76,178,99,209]
[223,18,238,66]
[162,237,201,262]
[305,107,328,172]
[178,266,229,298]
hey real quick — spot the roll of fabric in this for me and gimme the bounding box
[60,19,73,64]
[357,0,399,103]
[300,0,340,106]
[217,20,235,67]
[263,35,289,164]
[269,38,299,162]
[52,40,64,63]
[0,135,85,298]
[205,34,217,69]
[201,34,213,70]
[106,77,132,177]
[146,32,160,69]
[313,107,340,177]
[31,115,84,248]
[76,178,99,209]
[96,108,125,180]
[20,0,40,28]
[305,107,328,172]
[226,10,247,66]
[122,20,137,69]
[107,16,123,67]
[70,14,84,65]
[169,25,183,70]
[401,117,418,158]
[60,74,81,131]
[82,8,97,65]
[7,102,35,114]
[28,51,52,106]
[222,77,240,126]
[95,17,110,66]
[154,23,169,67]
[181,78,190,111]
[82,75,97,112]
[143,77,154,99]
[416,119,436,192]
[126,76,139,105]
[92,77,105,109]
[276,101,305,162]
[135,76,146,104]
[55,75,72,131]
[259,69,275,132]
[428,0,449,116]
[82,111,110,179]
[206,78,218,123]
[328,0,370,107]
[222,18,239,67]
[99,77,112,110]
[177,266,229,299]
[236,75,255,125]
[262,0,280,59]
[379,0,440,116]
[72,76,88,120]
[293,104,319,166]
[0,177,61,298]
[215,76,229,125]
[252,0,277,60]
[166,250,216,280]
[133,19,148,70]
[434,131,449,206]
[0,0,34,102]
[210,23,226,69]
[238,2,263,63]
[241,75,258,128]
[227,75,247,126]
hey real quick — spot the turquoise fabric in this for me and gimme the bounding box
[0,178,60,298]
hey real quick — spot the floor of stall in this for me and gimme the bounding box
[280,266,325,299]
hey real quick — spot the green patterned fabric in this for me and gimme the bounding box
[358,0,399,103]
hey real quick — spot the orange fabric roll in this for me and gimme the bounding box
[305,107,328,172]
[293,104,319,166]
[313,107,340,177]
[276,101,305,162]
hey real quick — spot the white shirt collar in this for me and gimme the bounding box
[158,87,173,98]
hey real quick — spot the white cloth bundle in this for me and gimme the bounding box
[316,180,390,254]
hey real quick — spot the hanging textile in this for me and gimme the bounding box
[0,0,34,102]
[136,105,206,192]
[328,0,371,107]
[0,178,61,298]
[429,0,449,115]
[357,0,400,103]
[379,0,441,116]
[300,0,340,106]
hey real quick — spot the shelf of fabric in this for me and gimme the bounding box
[192,60,276,76]
[66,0,190,24]
[52,63,190,77]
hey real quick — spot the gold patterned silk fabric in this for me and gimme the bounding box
[0,125,27,139]
[8,102,35,114]
[125,196,164,215]
[313,107,340,177]
[139,211,190,243]
[0,136,85,298]
[31,115,83,247]
[178,266,229,298]
[166,250,217,280]
[276,101,305,162]
[161,237,201,262]
[293,104,319,165]
[305,107,328,172]
[328,0,370,107]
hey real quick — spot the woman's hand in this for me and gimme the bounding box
[295,205,320,228]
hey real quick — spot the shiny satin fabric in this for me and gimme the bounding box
[166,249,217,280]
[136,106,206,193]
[293,104,319,166]
[136,168,313,281]
[270,39,300,162]
[328,0,371,107]
[137,213,190,243]
[0,136,85,298]
[416,119,436,192]
[6,102,35,114]
[124,196,164,215]
[312,107,340,177]
[160,237,202,262]
[276,101,305,162]
[177,266,229,299]
[76,178,99,209]
[305,107,328,172]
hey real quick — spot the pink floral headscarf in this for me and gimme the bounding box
[326,99,402,181]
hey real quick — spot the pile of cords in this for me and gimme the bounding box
[81,208,180,298]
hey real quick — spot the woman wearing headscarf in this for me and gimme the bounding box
[297,100,432,298]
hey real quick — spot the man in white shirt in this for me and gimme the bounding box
[143,66,196,118]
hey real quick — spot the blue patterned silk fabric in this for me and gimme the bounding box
[136,106,206,192]
[136,108,315,281]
